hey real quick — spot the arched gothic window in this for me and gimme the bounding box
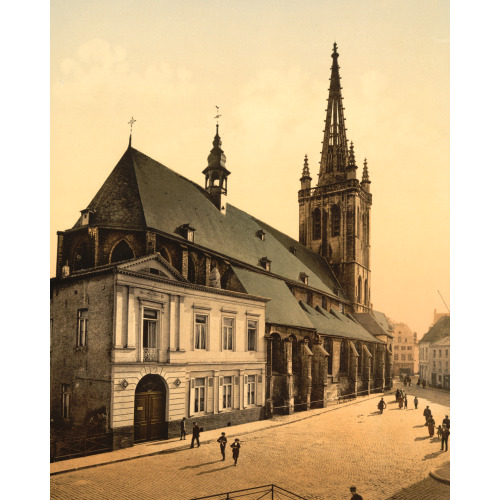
[291,336,299,374]
[312,208,321,240]
[364,279,369,306]
[331,204,341,236]
[110,240,134,263]
[357,276,362,303]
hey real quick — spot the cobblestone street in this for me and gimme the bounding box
[50,385,450,500]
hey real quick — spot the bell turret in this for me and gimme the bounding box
[202,124,231,211]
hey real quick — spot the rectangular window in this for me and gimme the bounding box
[247,320,257,351]
[439,350,442,357]
[194,378,205,413]
[401,354,406,361]
[77,309,88,347]
[62,384,71,419]
[195,315,208,350]
[247,375,256,405]
[394,345,399,350]
[143,308,158,348]
[433,361,436,368]
[433,350,436,358]
[401,346,406,350]
[407,346,412,351]
[222,376,232,409]
[445,349,448,357]
[445,361,448,370]
[408,354,413,360]
[222,317,234,351]
[394,354,399,361]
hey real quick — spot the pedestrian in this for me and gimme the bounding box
[180,417,187,440]
[408,377,411,386]
[423,406,431,425]
[398,396,403,409]
[378,398,387,414]
[414,396,418,410]
[230,438,240,466]
[441,425,450,451]
[404,395,408,409]
[350,486,363,500]
[403,378,407,387]
[422,380,426,389]
[437,425,443,438]
[190,422,201,448]
[395,389,400,402]
[442,415,450,429]
[428,415,435,437]
[417,378,421,386]
[217,432,227,461]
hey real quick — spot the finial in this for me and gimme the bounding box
[214,105,222,125]
[332,42,339,58]
[362,157,370,183]
[128,116,136,147]
[302,154,311,177]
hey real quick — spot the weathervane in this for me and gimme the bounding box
[214,106,222,124]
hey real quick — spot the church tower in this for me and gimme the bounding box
[298,43,372,313]
[203,124,231,211]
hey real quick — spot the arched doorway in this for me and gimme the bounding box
[134,374,167,443]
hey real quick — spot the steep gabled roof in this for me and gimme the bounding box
[420,315,450,344]
[74,147,345,299]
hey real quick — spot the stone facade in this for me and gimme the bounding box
[50,255,267,449]
[392,322,419,376]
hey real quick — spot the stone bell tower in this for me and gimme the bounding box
[298,43,372,313]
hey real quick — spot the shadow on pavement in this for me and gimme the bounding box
[367,411,382,417]
[414,436,430,441]
[385,475,449,499]
[423,451,443,460]
[179,460,221,470]
[413,424,427,428]
[196,464,235,475]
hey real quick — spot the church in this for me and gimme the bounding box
[50,43,393,452]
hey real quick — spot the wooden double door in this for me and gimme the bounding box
[134,375,167,443]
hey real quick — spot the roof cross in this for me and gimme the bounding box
[128,116,136,132]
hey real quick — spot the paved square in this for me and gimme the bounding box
[51,385,450,499]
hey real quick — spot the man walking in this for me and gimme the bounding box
[190,422,201,448]
[414,396,418,410]
[217,432,227,461]
[230,438,241,466]
[350,486,363,500]
[378,398,387,414]
[441,426,450,451]
[442,415,450,429]
[423,406,431,424]
[404,395,408,409]
[180,417,187,440]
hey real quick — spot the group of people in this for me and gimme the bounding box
[416,378,427,389]
[179,417,241,466]
[423,407,450,451]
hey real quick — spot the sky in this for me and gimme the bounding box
[50,0,450,338]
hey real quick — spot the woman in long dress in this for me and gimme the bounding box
[428,415,435,437]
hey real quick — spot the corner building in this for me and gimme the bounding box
[51,44,392,452]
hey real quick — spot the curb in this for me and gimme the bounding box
[429,470,450,485]
[51,391,386,476]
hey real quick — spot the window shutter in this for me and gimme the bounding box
[207,377,214,413]
[243,375,248,408]
[218,376,224,412]
[189,379,195,416]
[257,374,263,406]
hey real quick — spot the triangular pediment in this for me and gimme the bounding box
[116,253,187,282]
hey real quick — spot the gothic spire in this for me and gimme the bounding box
[300,154,312,190]
[302,154,311,178]
[318,42,349,186]
[361,158,371,193]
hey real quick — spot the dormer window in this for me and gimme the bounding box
[299,272,308,285]
[259,257,271,272]
[179,224,196,242]
[289,246,297,256]
[256,230,266,241]
[80,208,94,226]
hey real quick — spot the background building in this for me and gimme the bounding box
[419,315,450,389]
[391,322,419,376]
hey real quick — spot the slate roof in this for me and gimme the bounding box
[298,301,382,343]
[75,147,345,299]
[420,315,450,344]
[233,267,380,342]
[353,310,394,338]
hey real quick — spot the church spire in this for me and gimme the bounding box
[346,141,358,180]
[318,42,349,186]
[300,154,312,190]
[361,158,371,192]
